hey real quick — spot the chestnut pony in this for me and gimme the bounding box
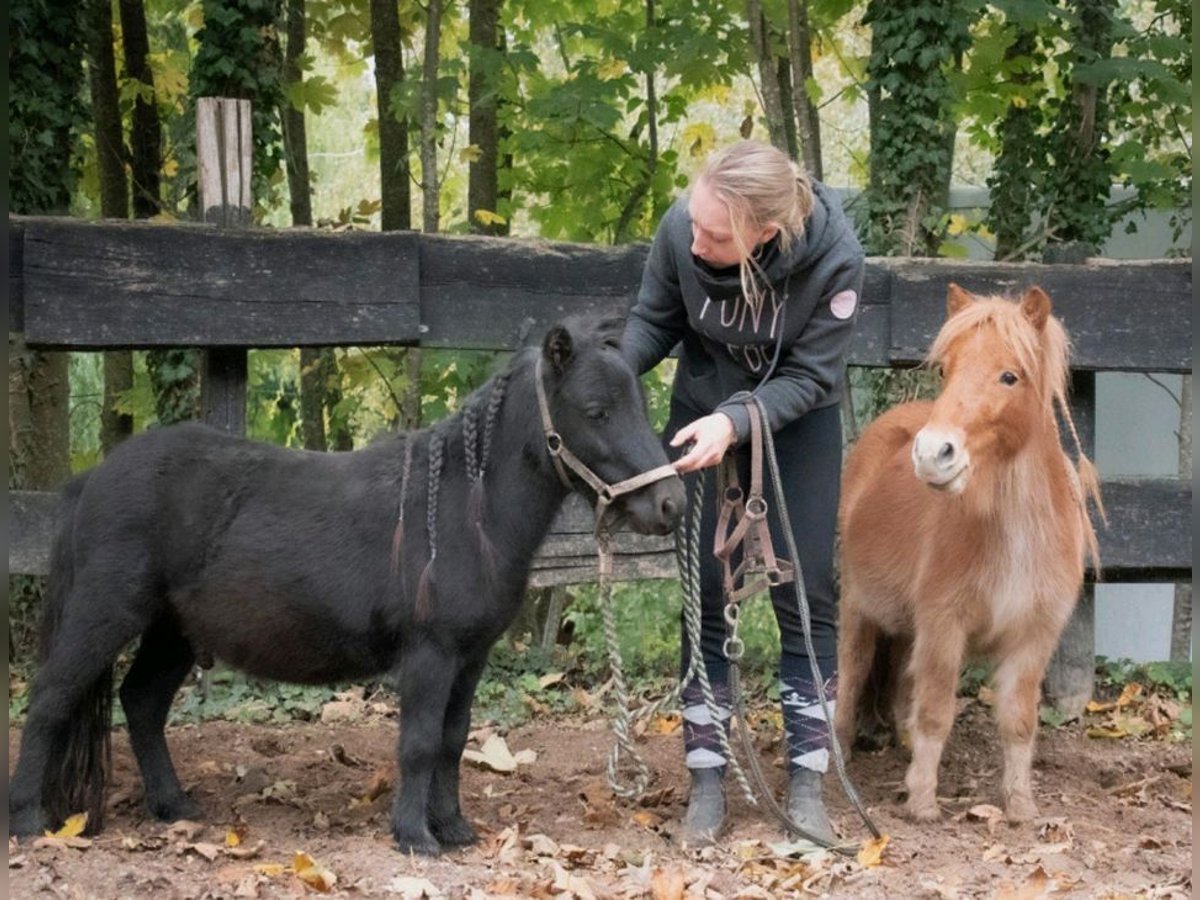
[835,284,1102,823]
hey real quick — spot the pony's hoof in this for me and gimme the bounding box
[9,807,47,839]
[1005,795,1038,823]
[148,793,203,823]
[903,799,941,822]
[394,827,441,856]
[430,817,477,847]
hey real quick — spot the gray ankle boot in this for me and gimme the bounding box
[680,767,726,846]
[786,768,836,845]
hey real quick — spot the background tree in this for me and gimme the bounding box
[119,0,163,217]
[85,0,136,453]
[419,0,445,232]
[371,0,413,232]
[467,0,507,235]
[9,0,85,490]
[862,0,970,256]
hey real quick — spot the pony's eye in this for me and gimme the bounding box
[999,371,1019,386]
[586,408,608,421]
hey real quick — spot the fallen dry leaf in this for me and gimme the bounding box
[1037,817,1074,845]
[292,851,337,893]
[995,864,1049,900]
[650,866,686,900]
[549,861,597,900]
[539,672,565,689]
[181,841,223,861]
[964,803,1005,835]
[632,810,665,830]
[462,734,519,773]
[387,874,444,898]
[44,812,88,839]
[166,820,206,841]
[857,834,890,868]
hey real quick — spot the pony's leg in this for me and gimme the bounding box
[9,585,149,836]
[832,599,878,758]
[119,615,201,822]
[888,634,915,748]
[391,641,458,855]
[427,651,489,847]
[903,624,966,821]
[991,647,1047,822]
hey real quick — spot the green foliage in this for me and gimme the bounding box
[1096,656,1192,702]
[170,668,348,724]
[9,0,88,214]
[968,0,1191,259]
[146,349,202,426]
[562,579,786,685]
[862,0,972,256]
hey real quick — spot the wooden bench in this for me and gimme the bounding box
[7,215,1192,706]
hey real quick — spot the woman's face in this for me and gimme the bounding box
[687,179,777,267]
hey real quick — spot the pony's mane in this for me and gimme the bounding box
[929,294,1105,570]
[928,296,1068,409]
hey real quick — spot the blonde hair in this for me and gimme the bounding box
[694,140,814,312]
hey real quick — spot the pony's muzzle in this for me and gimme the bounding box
[912,427,970,493]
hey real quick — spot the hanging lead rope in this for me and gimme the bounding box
[600,393,880,851]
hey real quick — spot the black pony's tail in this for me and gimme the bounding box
[38,475,114,835]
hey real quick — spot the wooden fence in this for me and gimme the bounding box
[7,214,1193,704]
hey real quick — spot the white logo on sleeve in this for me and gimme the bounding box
[830,289,858,320]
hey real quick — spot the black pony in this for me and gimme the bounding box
[9,317,685,855]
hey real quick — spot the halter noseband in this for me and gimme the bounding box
[534,357,678,540]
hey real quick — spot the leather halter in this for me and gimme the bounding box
[534,357,678,569]
[712,396,795,602]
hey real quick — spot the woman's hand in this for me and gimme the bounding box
[670,413,736,473]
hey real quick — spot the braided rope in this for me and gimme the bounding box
[426,431,444,559]
[462,402,480,485]
[677,473,755,806]
[480,371,509,476]
[750,395,879,842]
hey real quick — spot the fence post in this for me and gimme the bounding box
[1043,241,1098,718]
[196,96,250,434]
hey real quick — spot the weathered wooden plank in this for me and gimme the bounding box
[1096,477,1192,580]
[885,258,1192,372]
[417,233,646,350]
[10,490,61,576]
[10,476,1190,582]
[8,221,24,333]
[19,218,421,347]
[13,218,1188,371]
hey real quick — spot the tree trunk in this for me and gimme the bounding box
[746,0,789,152]
[85,0,135,453]
[1171,373,1192,661]
[468,0,502,235]
[283,0,313,228]
[613,0,659,244]
[1045,0,1117,250]
[86,0,129,219]
[9,341,71,491]
[786,0,822,179]
[371,0,412,231]
[118,0,161,217]
[420,0,444,233]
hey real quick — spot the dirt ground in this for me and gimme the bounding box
[7,698,1193,899]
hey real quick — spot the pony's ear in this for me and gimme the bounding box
[946,282,973,317]
[1019,286,1052,330]
[543,323,574,374]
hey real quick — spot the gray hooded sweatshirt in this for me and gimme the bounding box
[622,180,864,443]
